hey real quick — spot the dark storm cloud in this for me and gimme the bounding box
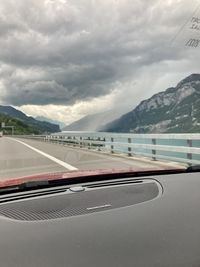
[0,0,198,106]
[3,63,116,105]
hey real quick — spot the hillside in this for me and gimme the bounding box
[0,106,60,134]
[0,113,41,135]
[35,116,66,129]
[101,74,200,133]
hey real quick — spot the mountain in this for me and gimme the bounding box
[0,106,60,134]
[35,116,66,129]
[63,110,123,131]
[0,113,41,135]
[101,74,200,133]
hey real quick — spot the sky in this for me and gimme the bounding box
[0,0,200,125]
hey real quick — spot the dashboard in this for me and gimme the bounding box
[0,172,199,267]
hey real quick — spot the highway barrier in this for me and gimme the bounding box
[14,132,200,166]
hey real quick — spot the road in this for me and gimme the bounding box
[0,137,181,179]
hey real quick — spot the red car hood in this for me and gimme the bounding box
[0,166,185,189]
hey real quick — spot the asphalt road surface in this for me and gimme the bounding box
[0,137,181,179]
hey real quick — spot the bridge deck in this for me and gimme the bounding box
[0,137,183,180]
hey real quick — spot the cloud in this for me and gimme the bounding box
[0,0,199,122]
[19,90,119,125]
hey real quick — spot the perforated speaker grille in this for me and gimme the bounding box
[0,182,159,221]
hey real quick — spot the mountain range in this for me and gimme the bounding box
[0,106,60,134]
[1,73,199,134]
[101,74,200,133]
[35,116,66,129]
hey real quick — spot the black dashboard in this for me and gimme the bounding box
[0,172,199,267]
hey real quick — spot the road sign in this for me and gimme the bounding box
[1,122,5,128]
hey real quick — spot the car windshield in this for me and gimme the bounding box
[0,0,200,184]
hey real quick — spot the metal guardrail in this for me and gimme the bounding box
[15,132,200,165]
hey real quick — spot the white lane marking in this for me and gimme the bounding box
[11,138,78,171]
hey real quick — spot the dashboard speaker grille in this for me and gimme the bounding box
[0,182,159,221]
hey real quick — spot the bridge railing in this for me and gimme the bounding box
[15,132,200,165]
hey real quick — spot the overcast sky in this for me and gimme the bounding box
[0,0,200,125]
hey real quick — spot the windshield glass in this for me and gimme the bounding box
[0,0,200,183]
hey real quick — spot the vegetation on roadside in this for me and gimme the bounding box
[0,113,40,135]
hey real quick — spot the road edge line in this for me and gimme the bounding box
[10,138,78,171]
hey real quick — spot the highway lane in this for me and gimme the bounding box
[0,137,181,179]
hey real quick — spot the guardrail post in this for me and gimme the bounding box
[187,139,192,164]
[56,136,59,144]
[61,136,65,145]
[80,136,83,148]
[97,137,101,151]
[88,137,91,149]
[128,138,132,157]
[152,138,157,161]
[67,136,71,146]
[111,137,114,153]
[73,136,76,147]
[58,136,61,145]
